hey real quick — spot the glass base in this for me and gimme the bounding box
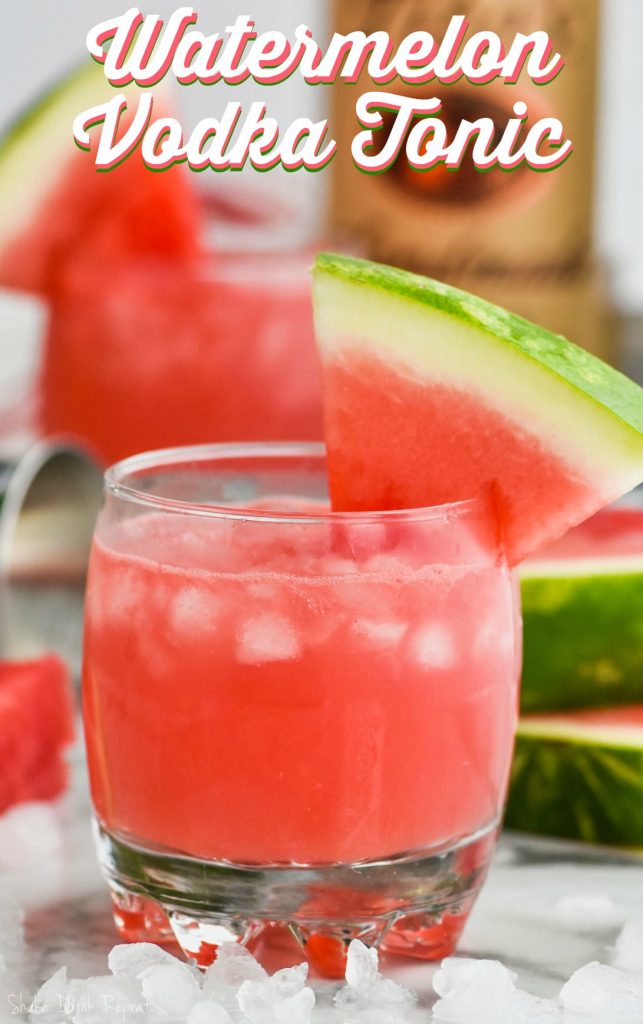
[95,820,498,978]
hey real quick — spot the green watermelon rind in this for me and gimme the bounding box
[0,63,107,248]
[315,253,643,441]
[313,252,643,562]
[1,63,97,158]
[0,63,169,252]
[520,566,643,713]
[505,718,643,848]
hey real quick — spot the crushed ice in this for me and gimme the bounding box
[560,962,643,1020]
[0,802,62,870]
[334,939,416,1015]
[14,927,643,1024]
[432,958,561,1022]
[107,942,182,978]
[237,963,315,1024]
[24,940,413,1024]
[140,960,202,1018]
[612,918,643,974]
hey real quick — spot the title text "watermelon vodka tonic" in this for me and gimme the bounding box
[82,445,520,970]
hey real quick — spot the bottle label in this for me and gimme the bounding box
[331,0,599,276]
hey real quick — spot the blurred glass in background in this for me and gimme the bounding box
[0,0,329,462]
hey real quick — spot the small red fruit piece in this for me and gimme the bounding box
[0,655,75,813]
[305,932,348,980]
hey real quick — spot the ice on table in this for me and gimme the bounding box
[29,965,70,1023]
[30,945,205,1024]
[613,919,643,973]
[203,942,268,1011]
[203,942,267,991]
[432,957,517,1020]
[335,940,416,1013]
[73,975,148,1024]
[27,933,643,1024]
[432,958,561,1022]
[237,963,315,1024]
[25,940,413,1024]
[188,999,234,1024]
[31,970,147,1024]
[560,961,643,1020]
[345,941,380,993]
[107,942,180,979]
[140,962,202,1018]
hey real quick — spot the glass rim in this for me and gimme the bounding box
[105,443,485,525]
[56,246,315,281]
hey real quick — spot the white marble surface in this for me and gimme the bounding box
[2,743,643,1021]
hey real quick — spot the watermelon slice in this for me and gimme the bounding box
[312,254,643,564]
[0,655,75,813]
[0,64,202,294]
[521,508,643,712]
[506,706,643,848]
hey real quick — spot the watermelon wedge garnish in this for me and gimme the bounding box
[312,253,643,564]
[0,64,202,294]
[506,706,643,847]
[0,655,75,813]
[521,508,643,713]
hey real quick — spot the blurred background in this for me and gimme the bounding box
[1,1,642,298]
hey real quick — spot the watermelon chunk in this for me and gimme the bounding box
[521,508,643,712]
[0,655,75,813]
[312,253,643,564]
[0,64,202,295]
[506,706,643,848]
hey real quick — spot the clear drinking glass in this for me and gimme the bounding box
[82,444,520,974]
[41,252,323,466]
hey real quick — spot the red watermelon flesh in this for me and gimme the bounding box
[0,655,75,813]
[313,254,643,565]
[0,168,201,296]
[323,349,599,562]
[0,66,203,296]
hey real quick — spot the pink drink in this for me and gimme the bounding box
[42,253,323,466]
[83,448,519,868]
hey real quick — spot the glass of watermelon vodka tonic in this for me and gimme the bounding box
[82,443,521,975]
